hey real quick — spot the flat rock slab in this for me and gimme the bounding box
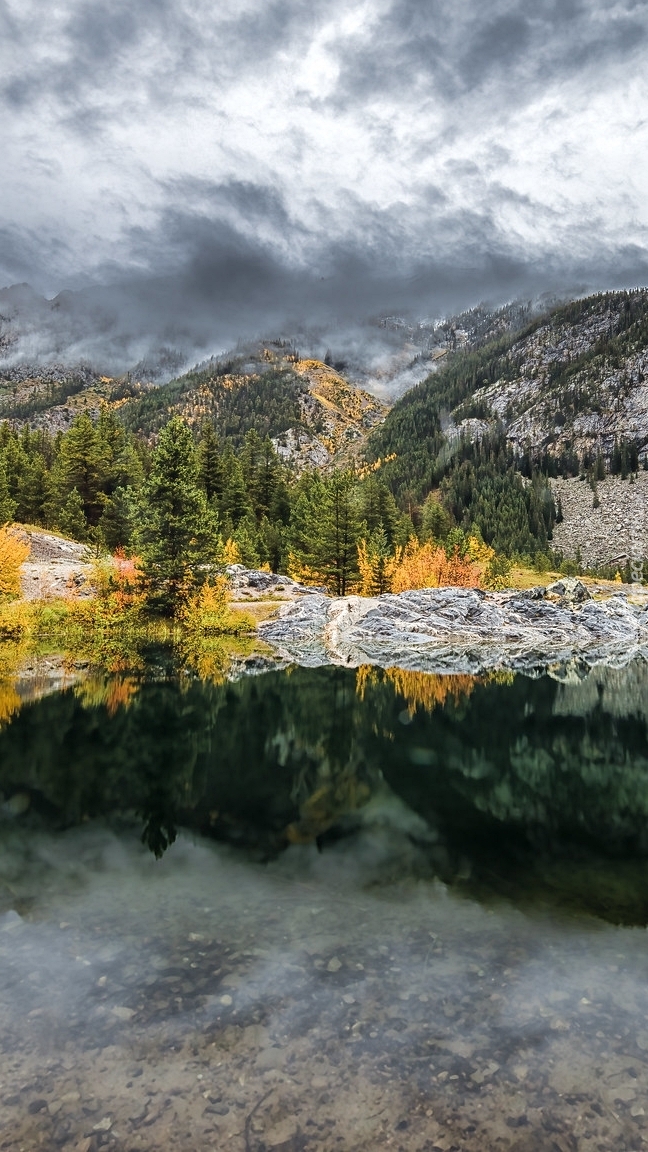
[259,584,648,674]
[17,529,94,601]
[20,560,93,600]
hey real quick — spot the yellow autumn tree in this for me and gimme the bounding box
[356,528,397,595]
[0,526,30,600]
[223,538,242,565]
[389,538,481,593]
[286,553,328,588]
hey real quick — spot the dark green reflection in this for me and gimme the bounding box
[2,660,648,923]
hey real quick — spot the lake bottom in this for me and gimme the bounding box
[2,820,648,1152]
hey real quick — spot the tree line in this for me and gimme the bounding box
[0,405,558,613]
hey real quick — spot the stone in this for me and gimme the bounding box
[264,1117,299,1146]
[2,791,30,817]
[256,1047,287,1070]
[545,577,591,603]
[92,1116,112,1132]
[327,957,342,972]
[111,1006,135,1020]
[259,585,648,675]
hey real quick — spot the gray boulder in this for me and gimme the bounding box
[259,585,648,675]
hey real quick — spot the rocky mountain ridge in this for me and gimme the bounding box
[450,290,648,461]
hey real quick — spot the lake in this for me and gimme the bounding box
[1,657,648,1150]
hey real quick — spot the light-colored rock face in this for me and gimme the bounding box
[225,565,327,600]
[551,472,648,567]
[259,584,648,675]
[455,293,648,462]
[18,529,94,601]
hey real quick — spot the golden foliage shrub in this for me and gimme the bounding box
[286,554,328,588]
[389,538,481,593]
[0,526,30,599]
[0,600,35,640]
[179,576,254,636]
[356,539,397,596]
[223,538,242,565]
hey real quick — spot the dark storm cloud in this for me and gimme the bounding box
[329,0,648,109]
[1,0,647,368]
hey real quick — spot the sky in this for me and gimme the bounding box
[1,0,648,364]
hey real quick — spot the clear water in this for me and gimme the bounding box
[2,659,648,1150]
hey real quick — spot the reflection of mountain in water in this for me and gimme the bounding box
[553,659,648,724]
[1,662,648,922]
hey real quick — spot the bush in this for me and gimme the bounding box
[179,577,255,636]
[0,526,30,599]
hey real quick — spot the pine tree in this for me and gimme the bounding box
[197,423,224,501]
[16,453,49,525]
[220,450,254,527]
[97,487,135,551]
[51,412,109,526]
[290,471,360,594]
[0,457,16,524]
[358,477,403,548]
[232,515,262,568]
[58,487,88,541]
[135,417,221,613]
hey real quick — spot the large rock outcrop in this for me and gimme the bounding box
[259,581,648,675]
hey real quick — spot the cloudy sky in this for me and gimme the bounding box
[1,0,648,357]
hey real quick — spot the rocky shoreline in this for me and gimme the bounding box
[259,578,648,675]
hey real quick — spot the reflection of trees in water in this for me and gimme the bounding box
[3,662,648,920]
[356,665,479,716]
[0,638,32,729]
[74,675,140,717]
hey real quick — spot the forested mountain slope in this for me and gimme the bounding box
[368,290,648,504]
[118,343,387,467]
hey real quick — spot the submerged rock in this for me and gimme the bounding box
[259,585,648,674]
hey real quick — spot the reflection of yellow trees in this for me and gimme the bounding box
[0,681,22,727]
[0,633,33,729]
[178,638,230,685]
[356,664,478,716]
[75,675,140,716]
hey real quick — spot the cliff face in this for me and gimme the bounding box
[453,291,648,461]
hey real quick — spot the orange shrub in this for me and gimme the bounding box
[0,526,30,599]
[389,538,481,593]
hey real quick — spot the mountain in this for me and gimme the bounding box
[365,290,648,569]
[118,342,387,468]
[368,290,648,500]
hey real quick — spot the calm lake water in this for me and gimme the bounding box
[2,658,648,1151]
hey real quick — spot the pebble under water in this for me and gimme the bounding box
[2,659,648,1151]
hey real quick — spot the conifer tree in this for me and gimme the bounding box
[51,412,109,527]
[321,471,360,595]
[16,453,50,525]
[97,487,135,551]
[220,450,254,527]
[289,471,359,594]
[136,416,221,612]
[0,457,16,524]
[58,487,88,541]
[197,423,224,501]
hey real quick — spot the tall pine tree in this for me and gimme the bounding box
[136,417,221,612]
